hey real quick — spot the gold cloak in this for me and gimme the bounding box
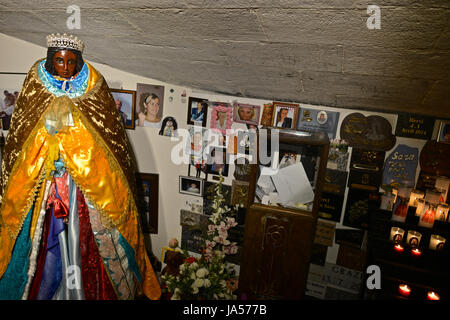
[0,59,161,300]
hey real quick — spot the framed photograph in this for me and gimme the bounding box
[260,103,274,127]
[186,126,209,158]
[187,97,208,127]
[206,146,229,176]
[272,101,299,130]
[179,176,204,197]
[233,103,260,126]
[136,83,165,128]
[437,120,450,143]
[135,173,159,234]
[209,102,233,135]
[110,89,136,129]
[1,71,25,131]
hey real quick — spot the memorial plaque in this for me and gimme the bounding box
[310,243,328,266]
[382,144,419,190]
[350,149,385,173]
[340,113,396,151]
[181,225,205,254]
[296,108,340,139]
[180,210,209,228]
[314,220,336,247]
[319,192,345,222]
[322,263,363,294]
[323,169,348,195]
[419,140,450,177]
[348,170,382,191]
[415,171,437,192]
[334,228,365,248]
[395,112,434,140]
[343,188,379,229]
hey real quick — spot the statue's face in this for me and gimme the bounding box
[52,50,77,78]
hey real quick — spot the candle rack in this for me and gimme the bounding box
[364,204,450,300]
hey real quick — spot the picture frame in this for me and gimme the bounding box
[110,89,136,130]
[187,97,208,127]
[179,176,204,197]
[437,120,450,143]
[186,126,209,158]
[232,103,260,126]
[272,101,299,130]
[135,173,159,234]
[206,146,229,176]
[135,83,165,128]
[260,103,274,127]
[209,102,233,135]
[231,180,250,208]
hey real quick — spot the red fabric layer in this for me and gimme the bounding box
[77,188,117,300]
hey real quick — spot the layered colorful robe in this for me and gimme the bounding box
[0,59,161,300]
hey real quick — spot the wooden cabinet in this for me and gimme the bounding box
[238,129,330,299]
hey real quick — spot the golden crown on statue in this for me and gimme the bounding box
[46,33,84,53]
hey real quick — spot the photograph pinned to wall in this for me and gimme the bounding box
[327,139,350,171]
[236,130,257,156]
[231,180,250,208]
[110,89,136,129]
[234,156,252,182]
[272,101,299,130]
[186,126,209,158]
[135,83,165,128]
[187,97,208,127]
[260,103,274,127]
[233,103,260,126]
[159,116,178,137]
[0,88,20,131]
[179,176,204,197]
[209,102,233,135]
[297,108,340,139]
[135,173,159,233]
[206,146,229,177]
[189,155,208,178]
[437,120,450,143]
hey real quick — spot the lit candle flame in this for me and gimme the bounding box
[427,291,440,300]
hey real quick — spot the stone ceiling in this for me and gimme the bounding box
[1,0,449,117]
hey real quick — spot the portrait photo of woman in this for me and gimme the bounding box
[136,83,165,128]
[233,103,260,126]
[210,102,233,135]
[272,102,299,130]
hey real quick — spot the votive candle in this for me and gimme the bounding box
[429,235,446,251]
[436,204,449,222]
[398,284,411,297]
[408,189,424,207]
[406,230,422,248]
[390,227,405,242]
[427,291,440,300]
[418,203,436,228]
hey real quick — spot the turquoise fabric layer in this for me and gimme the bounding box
[0,207,33,300]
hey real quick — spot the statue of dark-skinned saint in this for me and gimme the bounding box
[0,33,161,300]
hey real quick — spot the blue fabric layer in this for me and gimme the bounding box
[37,59,88,98]
[0,207,33,300]
[37,206,65,300]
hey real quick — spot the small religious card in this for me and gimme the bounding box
[395,112,434,140]
[260,103,274,127]
[382,144,419,190]
[296,108,340,139]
